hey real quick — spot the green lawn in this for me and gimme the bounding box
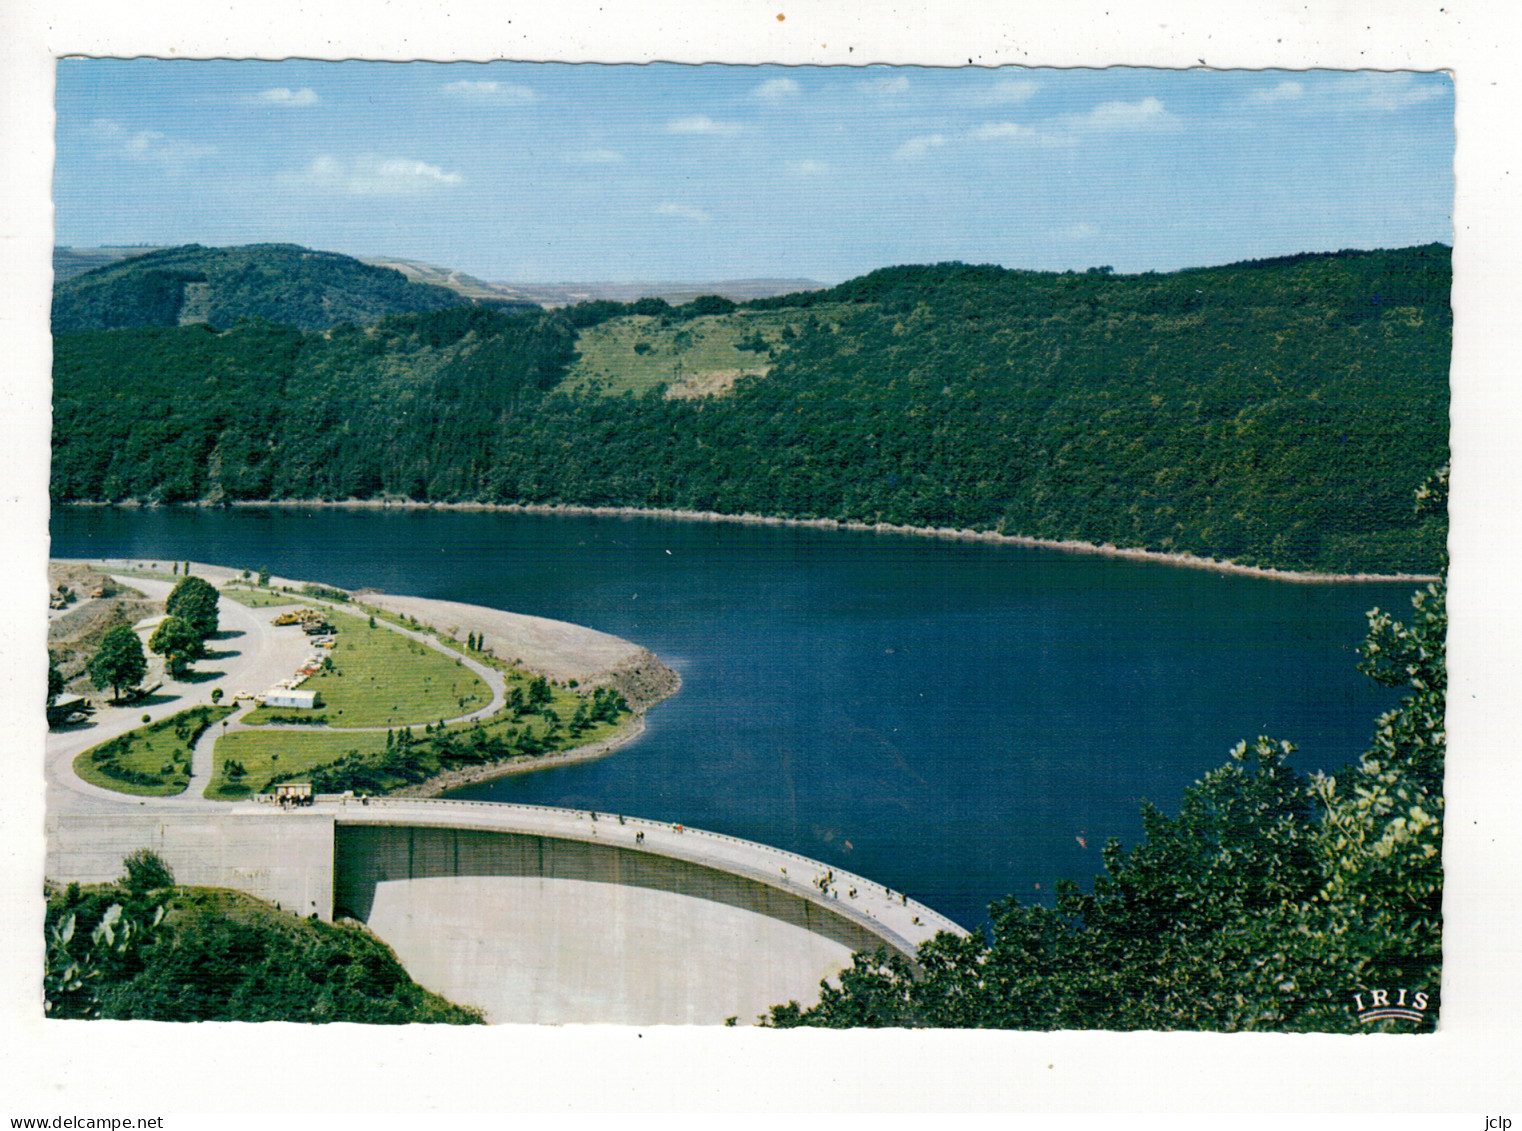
[101,567,182,583]
[240,611,491,728]
[219,586,303,608]
[205,603,633,799]
[206,728,388,799]
[74,705,236,796]
[208,668,629,799]
[563,310,834,397]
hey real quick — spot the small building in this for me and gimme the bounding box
[273,782,313,804]
[265,688,319,710]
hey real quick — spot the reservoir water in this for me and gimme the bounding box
[51,505,1418,929]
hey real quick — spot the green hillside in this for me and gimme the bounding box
[51,244,1450,574]
[46,875,483,1023]
[53,246,165,282]
[52,242,536,333]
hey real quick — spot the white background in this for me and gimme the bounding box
[1,0,1518,1117]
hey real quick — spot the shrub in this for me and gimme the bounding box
[121,849,174,894]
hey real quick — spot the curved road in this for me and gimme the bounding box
[47,575,505,812]
[185,598,508,796]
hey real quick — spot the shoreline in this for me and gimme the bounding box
[50,557,681,800]
[388,715,652,799]
[64,498,1440,584]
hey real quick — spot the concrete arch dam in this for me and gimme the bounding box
[46,798,965,1025]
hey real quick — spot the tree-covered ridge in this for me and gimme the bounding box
[51,242,536,333]
[52,244,1449,574]
[53,307,578,503]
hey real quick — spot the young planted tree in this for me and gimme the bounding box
[88,625,147,702]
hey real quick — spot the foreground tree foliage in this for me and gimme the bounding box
[45,853,482,1024]
[768,478,1446,1031]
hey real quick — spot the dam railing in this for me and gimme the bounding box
[313,793,967,949]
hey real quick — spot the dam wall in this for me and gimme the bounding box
[46,798,963,1024]
[334,823,888,955]
[44,808,335,919]
[333,823,887,1024]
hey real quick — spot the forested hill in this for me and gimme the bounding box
[51,244,1450,575]
[51,243,536,332]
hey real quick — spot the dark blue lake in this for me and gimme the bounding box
[50,505,1417,929]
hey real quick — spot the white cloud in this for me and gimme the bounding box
[786,159,830,176]
[1248,80,1304,105]
[666,115,741,136]
[904,96,1179,163]
[893,133,946,161]
[753,77,800,103]
[441,79,537,104]
[969,121,1072,148]
[1330,72,1448,112]
[859,74,911,96]
[89,118,216,169]
[901,121,1070,162]
[655,202,711,224]
[1241,73,1448,116]
[1070,96,1181,132]
[253,87,319,108]
[965,78,1039,106]
[282,154,463,195]
[567,149,624,164]
[1053,221,1099,241]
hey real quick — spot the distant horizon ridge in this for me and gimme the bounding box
[54,239,1451,293]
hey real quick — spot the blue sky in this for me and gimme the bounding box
[53,61,1453,284]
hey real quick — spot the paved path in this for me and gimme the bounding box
[183,602,507,797]
[51,580,511,806]
[46,575,311,812]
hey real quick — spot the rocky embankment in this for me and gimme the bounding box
[598,648,681,712]
[46,564,162,694]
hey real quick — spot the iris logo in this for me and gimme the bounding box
[1351,988,1429,1024]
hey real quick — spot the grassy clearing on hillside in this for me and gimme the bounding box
[74,705,236,796]
[240,610,491,728]
[564,309,836,397]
